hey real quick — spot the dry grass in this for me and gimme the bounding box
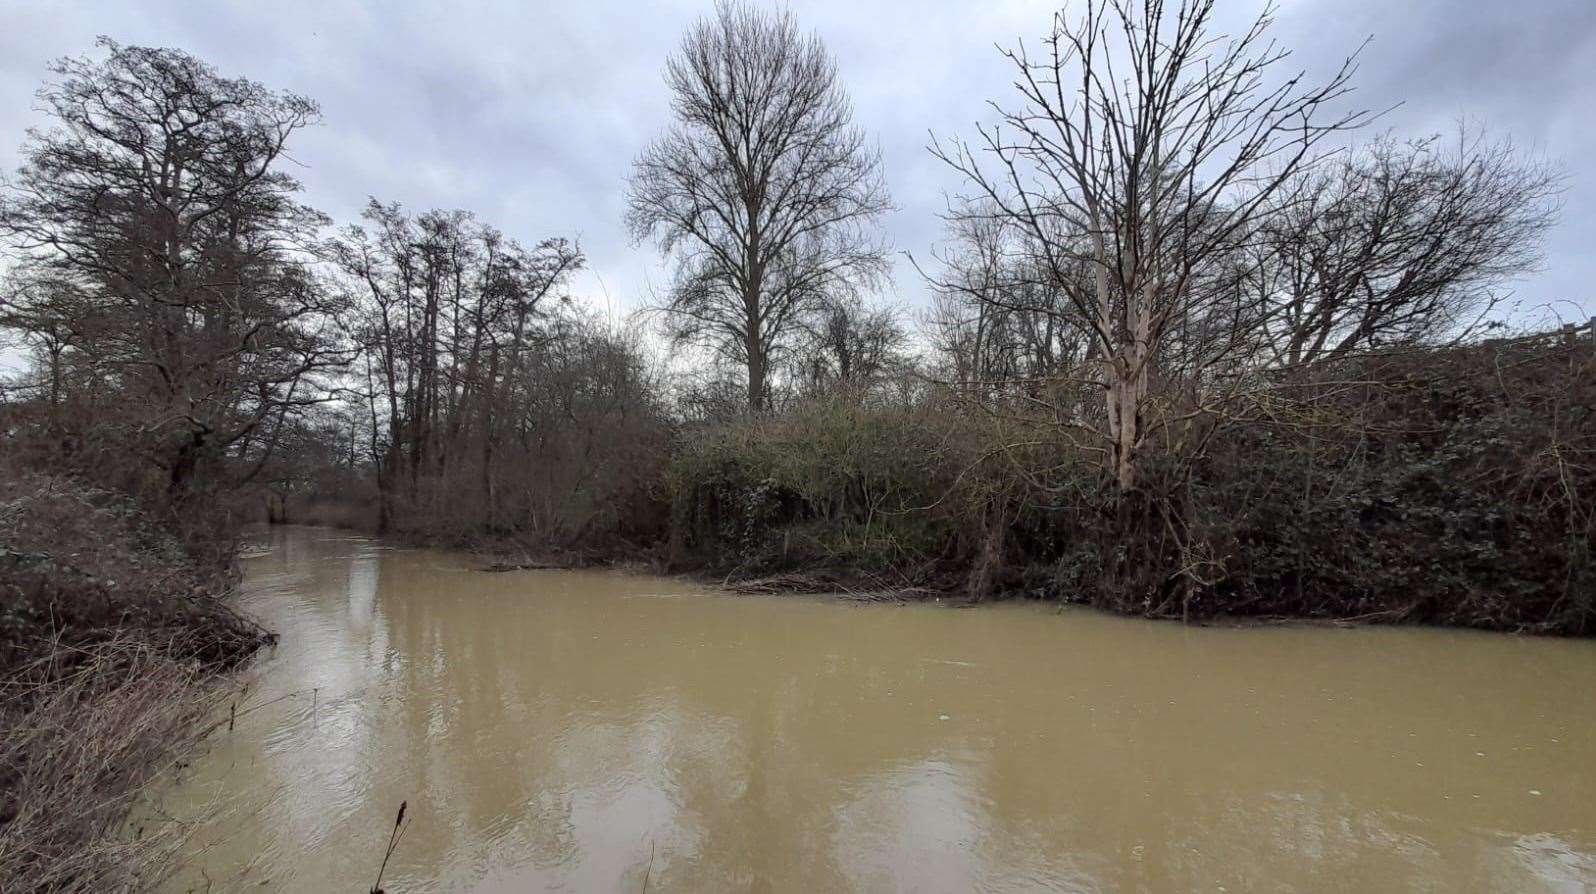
[0,456,267,892]
[0,636,235,893]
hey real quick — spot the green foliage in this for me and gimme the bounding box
[666,395,983,579]
[1190,336,1596,632]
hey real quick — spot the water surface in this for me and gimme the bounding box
[162,525,1596,891]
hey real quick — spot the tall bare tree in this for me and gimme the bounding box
[932,0,1365,489]
[923,210,1090,393]
[627,0,891,411]
[0,39,347,504]
[328,200,584,530]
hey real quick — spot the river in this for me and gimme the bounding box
[157,525,1596,891]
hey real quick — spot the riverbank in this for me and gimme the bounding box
[285,361,1596,624]
[256,512,1526,629]
[282,330,1594,636]
[0,458,271,892]
[260,506,964,606]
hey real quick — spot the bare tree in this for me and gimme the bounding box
[0,39,347,503]
[0,270,89,417]
[1253,127,1562,366]
[790,297,909,399]
[932,0,1366,488]
[328,200,584,530]
[923,210,1089,392]
[627,0,891,411]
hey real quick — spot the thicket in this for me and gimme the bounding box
[665,331,1594,634]
[0,448,267,892]
[0,452,267,672]
[665,394,977,585]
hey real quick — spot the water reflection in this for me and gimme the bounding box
[159,526,1596,892]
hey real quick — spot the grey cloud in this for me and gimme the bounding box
[0,0,1590,325]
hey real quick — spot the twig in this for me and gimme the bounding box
[369,800,409,893]
[642,839,656,894]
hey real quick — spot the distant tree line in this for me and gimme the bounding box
[2,2,1590,632]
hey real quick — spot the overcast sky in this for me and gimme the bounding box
[2,0,1593,332]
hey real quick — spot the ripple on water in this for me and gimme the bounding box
[154,526,1596,892]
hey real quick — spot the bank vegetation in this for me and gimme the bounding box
[0,4,1590,887]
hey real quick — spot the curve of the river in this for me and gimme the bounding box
[157,525,1596,892]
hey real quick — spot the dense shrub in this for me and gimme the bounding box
[0,453,269,674]
[0,451,269,893]
[1185,334,1595,632]
[666,395,985,583]
[665,335,1595,633]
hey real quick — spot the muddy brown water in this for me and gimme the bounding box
[157,525,1596,892]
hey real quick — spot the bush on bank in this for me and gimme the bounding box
[1187,333,1594,632]
[0,454,267,674]
[663,336,1595,634]
[665,395,976,582]
[0,451,270,892]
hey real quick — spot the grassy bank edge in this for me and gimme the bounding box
[1,462,274,893]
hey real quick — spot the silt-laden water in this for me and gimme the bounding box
[158,525,1596,891]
